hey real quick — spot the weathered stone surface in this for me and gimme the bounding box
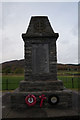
[24,39,58,81]
[32,44,49,74]
[11,90,72,109]
[2,91,79,119]
[22,16,59,37]
[24,73,57,81]
[19,80,64,92]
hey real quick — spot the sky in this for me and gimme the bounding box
[1,2,79,64]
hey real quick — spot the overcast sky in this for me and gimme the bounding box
[1,2,78,64]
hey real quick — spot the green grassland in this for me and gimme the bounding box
[58,76,79,89]
[2,75,24,90]
[1,74,79,91]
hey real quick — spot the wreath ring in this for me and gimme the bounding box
[25,94,36,107]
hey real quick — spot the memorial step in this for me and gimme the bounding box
[19,80,64,92]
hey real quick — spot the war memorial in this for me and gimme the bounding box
[2,16,79,119]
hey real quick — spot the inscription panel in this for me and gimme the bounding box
[32,44,49,74]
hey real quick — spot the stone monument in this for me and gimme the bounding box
[11,16,72,109]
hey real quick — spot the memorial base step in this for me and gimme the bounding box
[19,80,64,92]
[10,89,72,109]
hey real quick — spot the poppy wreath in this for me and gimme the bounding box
[25,94,36,107]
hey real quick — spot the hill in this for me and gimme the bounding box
[1,59,79,74]
[2,59,24,74]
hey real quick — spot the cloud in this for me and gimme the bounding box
[57,24,78,64]
[1,2,78,64]
[2,21,24,63]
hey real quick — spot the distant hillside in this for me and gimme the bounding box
[2,59,24,74]
[1,59,79,74]
[57,63,79,71]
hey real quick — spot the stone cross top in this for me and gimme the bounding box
[22,16,59,81]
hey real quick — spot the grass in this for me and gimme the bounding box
[58,76,79,89]
[2,75,24,90]
[1,73,79,91]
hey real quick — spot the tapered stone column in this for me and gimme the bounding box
[19,16,64,92]
[22,16,59,81]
